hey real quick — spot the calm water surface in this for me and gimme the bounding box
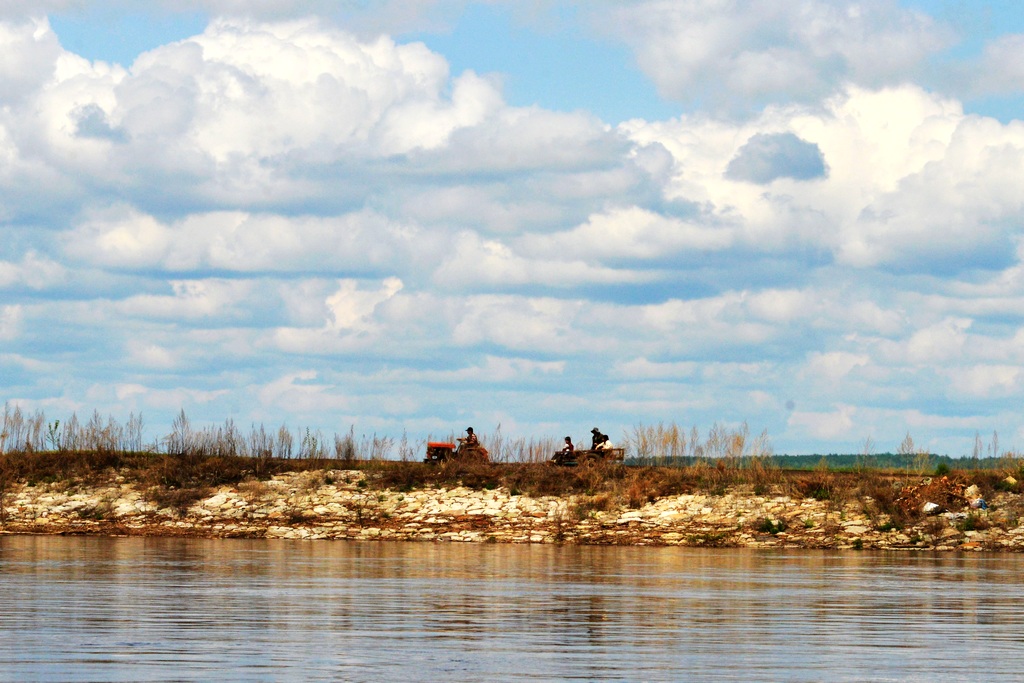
[1,536,1022,682]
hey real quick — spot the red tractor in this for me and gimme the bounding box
[423,441,489,463]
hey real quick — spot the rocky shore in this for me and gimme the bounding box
[2,469,1023,551]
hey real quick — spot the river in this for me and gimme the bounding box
[0,536,1020,681]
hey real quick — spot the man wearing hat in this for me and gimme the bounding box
[591,427,610,450]
[460,426,479,447]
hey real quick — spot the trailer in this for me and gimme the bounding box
[550,447,625,467]
[424,441,489,463]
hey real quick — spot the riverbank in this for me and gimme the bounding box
[3,468,1023,550]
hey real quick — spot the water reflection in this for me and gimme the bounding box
[1,536,1022,681]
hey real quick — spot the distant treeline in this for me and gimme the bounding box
[627,453,1017,471]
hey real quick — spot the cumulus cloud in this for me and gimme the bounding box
[255,370,352,414]
[374,355,565,384]
[72,102,126,141]
[433,231,650,289]
[124,340,178,369]
[451,295,582,352]
[803,351,869,383]
[118,385,230,410]
[65,206,432,275]
[121,18,494,162]
[0,17,524,214]
[788,404,857,440]
[591,0,950,109]
[0,304,21,339]
[905,318,971,364]
[726,132,827,183]
[0,13,640,233]
[116,279,255,320]
[966,33,1024,97]
[624,85,1024,274]
[613,357,699,380]
[0,17,62,103]
[4,7,1024,456]
[326,277,403,332]
[269,277,407,355]
[0,251,66,289]
[947,364,1024,398]
[521,206,733,262]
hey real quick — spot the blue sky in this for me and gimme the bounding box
[3,0,1024,456]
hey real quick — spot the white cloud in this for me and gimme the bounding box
[0,17,62,103]
[630,294,781,349]
[255,370,352,413]
[0,16,555,211]
[947,364,1024,398]
[0,304,21,339]
[970,33,1024,97]
[68,206,170,267]
[326,277,403,331]
[124,18,486,160]
[803,351,869,383]
[75,381,229,413]
[788,404,856,440]
[0,251,66,289]
[435,106,620,173]
[433,231,649,289]
[125,340,178,369]
[521,206,733,261]
[269,277,405,354]
[743,289,819,324]
[451,295,583,351]
[623,85,1024,272]
[117,279,254,320]
[66,206,430,273]
[375,355,565,384]
[843,300,906,337]
[905,317,971,364]
[613,357,699,380]
[0,12,634,243]
[593,0,948,108]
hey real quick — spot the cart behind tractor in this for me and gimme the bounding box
[550,447,625,467]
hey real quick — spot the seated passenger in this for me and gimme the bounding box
[560,436,574,454]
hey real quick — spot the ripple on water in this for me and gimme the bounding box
[1,537,1022,682]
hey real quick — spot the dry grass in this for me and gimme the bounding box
[571,492,616,520]
[237,479,274,503]
[145,486,210,515]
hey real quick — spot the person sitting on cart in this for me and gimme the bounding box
[591,428,611,450]
[550,436,575,465]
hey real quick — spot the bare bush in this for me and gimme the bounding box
[334,427,356,461]
[275,424,293,458]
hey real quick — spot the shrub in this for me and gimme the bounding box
[145,486,210,515]
[756,517,787,534]
[957,513,990,532]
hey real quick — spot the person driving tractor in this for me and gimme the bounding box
[459,427,478,447]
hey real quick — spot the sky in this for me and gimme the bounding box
[2,1,1024,456]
